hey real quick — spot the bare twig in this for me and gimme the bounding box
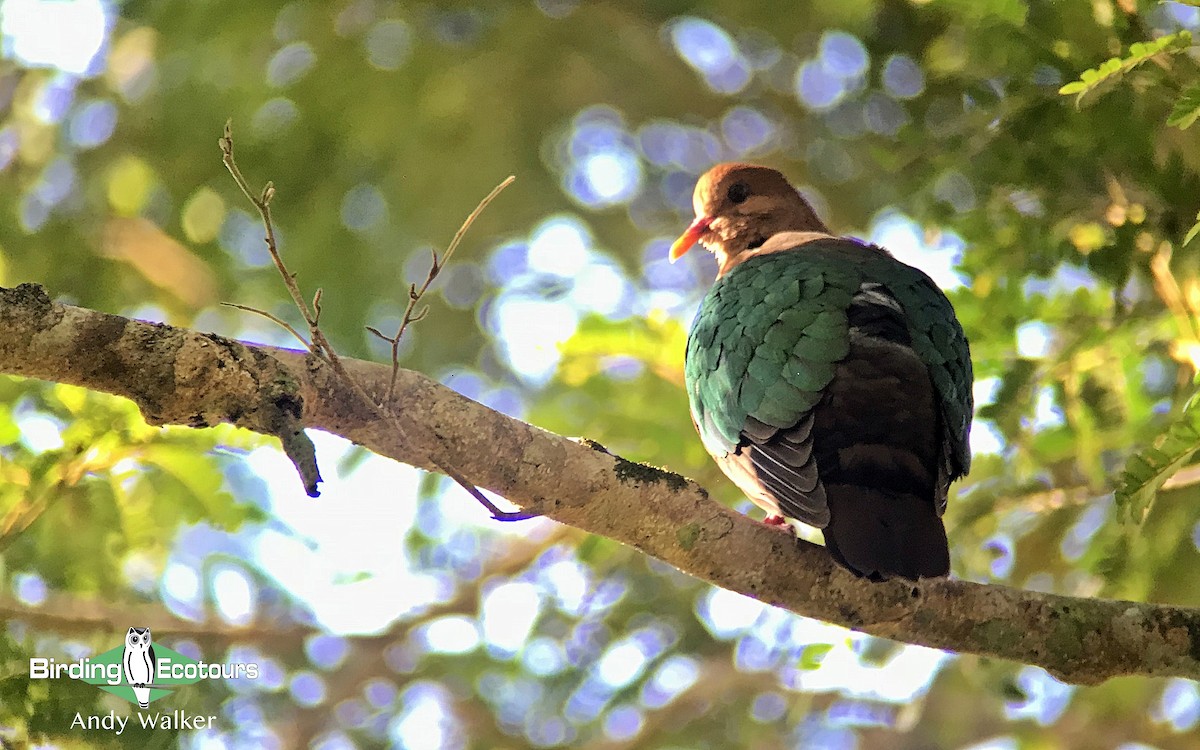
[219,121,320,357]
[221,124,348,392]
[370,175,515,403]
[219,302,309,349]
[220,123,380,401]
[439,460,534,522]
[219,123,531,520]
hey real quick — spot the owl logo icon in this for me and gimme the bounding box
[122,627,157,709]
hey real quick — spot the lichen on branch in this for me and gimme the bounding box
[2,283,1200,685]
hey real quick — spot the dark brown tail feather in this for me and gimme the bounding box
[822,484,949,581]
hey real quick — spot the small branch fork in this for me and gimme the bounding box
[219,121,531,521]
[367,176,514,404]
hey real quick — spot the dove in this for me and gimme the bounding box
[673,163,973,580]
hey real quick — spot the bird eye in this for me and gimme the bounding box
[727,182,749,204]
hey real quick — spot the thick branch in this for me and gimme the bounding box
[2,283,1198,685]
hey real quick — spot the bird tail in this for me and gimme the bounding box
[822,484,949,582]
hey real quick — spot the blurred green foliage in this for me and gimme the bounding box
[4,0,1200,748]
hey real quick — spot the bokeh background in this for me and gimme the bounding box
[3,0,1200,747]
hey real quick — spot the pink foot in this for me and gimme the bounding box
[762,515,790,527]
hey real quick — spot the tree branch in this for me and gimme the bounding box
[2,282,1198,685]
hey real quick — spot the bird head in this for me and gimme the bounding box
[669,163,829,274]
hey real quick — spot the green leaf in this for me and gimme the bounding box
[799,643,834,670]
[1185,209,1200,247]
[1116,381,1200,524]
[1168,84,1200,129]
[1059,30,1192,104]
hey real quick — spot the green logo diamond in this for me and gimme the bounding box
[75,628,203,708]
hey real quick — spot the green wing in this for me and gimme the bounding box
[685,251,856,458]
[684,238,973,497]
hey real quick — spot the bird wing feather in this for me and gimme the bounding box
[685,236,972,522]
